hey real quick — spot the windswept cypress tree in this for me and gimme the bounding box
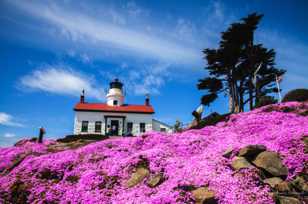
[198,13,285,112]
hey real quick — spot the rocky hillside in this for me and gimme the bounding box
[0,102,307,204]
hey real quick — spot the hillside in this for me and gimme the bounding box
[0,102,307,204]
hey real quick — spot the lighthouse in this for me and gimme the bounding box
[106,78,124,106]
[73,78,173,136]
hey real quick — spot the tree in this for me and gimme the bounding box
[198,13,285,112]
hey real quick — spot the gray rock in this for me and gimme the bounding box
[277,196,301,204]
[238,145,266,158]
[191,187,217,204]
[126,167,149,188]
[147,173,164,188]
[263,177,283,188]
[231,156,252,170]
[252,151,288,177]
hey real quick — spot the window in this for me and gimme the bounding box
[95,121,102,133]
[140,123,146,133]
[160,128,166,132]
[113,100,118,105]
[127,122,133,133]
[81,121,88,132]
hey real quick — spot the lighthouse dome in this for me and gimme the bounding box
[106,79,124,106]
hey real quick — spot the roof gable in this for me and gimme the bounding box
[74,103,155,114]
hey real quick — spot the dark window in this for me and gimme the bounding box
[140,123,146,133]
[160,128,166,132]
[95,121,102,133]
[127,122,133,133]
[113,100,118,105]
[81,121,88,132]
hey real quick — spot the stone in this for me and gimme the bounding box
[231,156,252,170]
[277,196,301,204]
[222,147,233,158]
[275,181,291,192]
[263,177,283,188]
[191,187,217,204]
[238,145,266,159]
[126,167,149,188]
[147,173,164,188]
[252,151,288,177]
[291,176,308,192]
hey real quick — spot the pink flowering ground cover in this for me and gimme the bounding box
[0,102,307,204]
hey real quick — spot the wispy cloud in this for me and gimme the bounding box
[20,65,104,99]
[7,0,201,65]
[0,112,23,127]
[3,133,16,138]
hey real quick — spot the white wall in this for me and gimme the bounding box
[152,119,173,133]
[74,111,153,136]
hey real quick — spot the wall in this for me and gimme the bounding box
[74,111,153,136]
[152,119,173,133]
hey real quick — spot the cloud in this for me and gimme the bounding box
[4,133,16,138]
[20,66,104,100]
[0,112,23,127]
[7,1,201,65]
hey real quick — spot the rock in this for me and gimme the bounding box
[231,156,252,170]
[222,147,233,158]
[147,173,164,188]
[290,176,308,192]
[238,145,266,159]
[263,177,283,188]
[126,167,149,188]
[252,151,288,177]
[277,196,301,204]
[191,187,217,204]
[275,181,291,192]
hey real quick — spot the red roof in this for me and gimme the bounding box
[74,103,155,114]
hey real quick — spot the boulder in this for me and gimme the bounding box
[275,181,291,192]
[231,156,252,170]
[191,187,217,204]
[222,147,233,158]
[290,176,308,192]
[126,167,149,188]
[147,173,164,188]
[238,145,266,159]
[252,151,288,177]
[263,177,283,188]
[277,196,301,204]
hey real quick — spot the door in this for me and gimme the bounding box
[111,120,119,136]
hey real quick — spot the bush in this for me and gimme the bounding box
[282,89,308,102]
[255,95,277,108]
[194,112,230,129]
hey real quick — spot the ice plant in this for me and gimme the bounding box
[0,102,307,204]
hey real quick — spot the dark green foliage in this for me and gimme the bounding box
[282,89,308,102]
[255,95,277,108]
[57,134,108,143]
[198,13,285,112]
[201,93,218,106]
[9,180,30,204]
[194,112,230,129]
[38,168,63,181]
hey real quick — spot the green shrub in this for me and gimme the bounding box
[282,89,308,102]
[194,112,230,129]
[255,95,277,108]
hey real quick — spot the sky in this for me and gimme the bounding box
[0,0,308,146]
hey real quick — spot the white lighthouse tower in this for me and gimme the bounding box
[106,78,124,106]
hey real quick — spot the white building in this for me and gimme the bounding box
[73,79,173,136]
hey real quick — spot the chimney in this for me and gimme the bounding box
[80,89,85,103]
[145,94,150,106]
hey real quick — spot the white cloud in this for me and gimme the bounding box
[0,112,23,127]
[8,1,201,65]
[20,66,104,100]
[4,133,16,138]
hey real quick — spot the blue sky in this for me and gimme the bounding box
[0,0,307,146]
